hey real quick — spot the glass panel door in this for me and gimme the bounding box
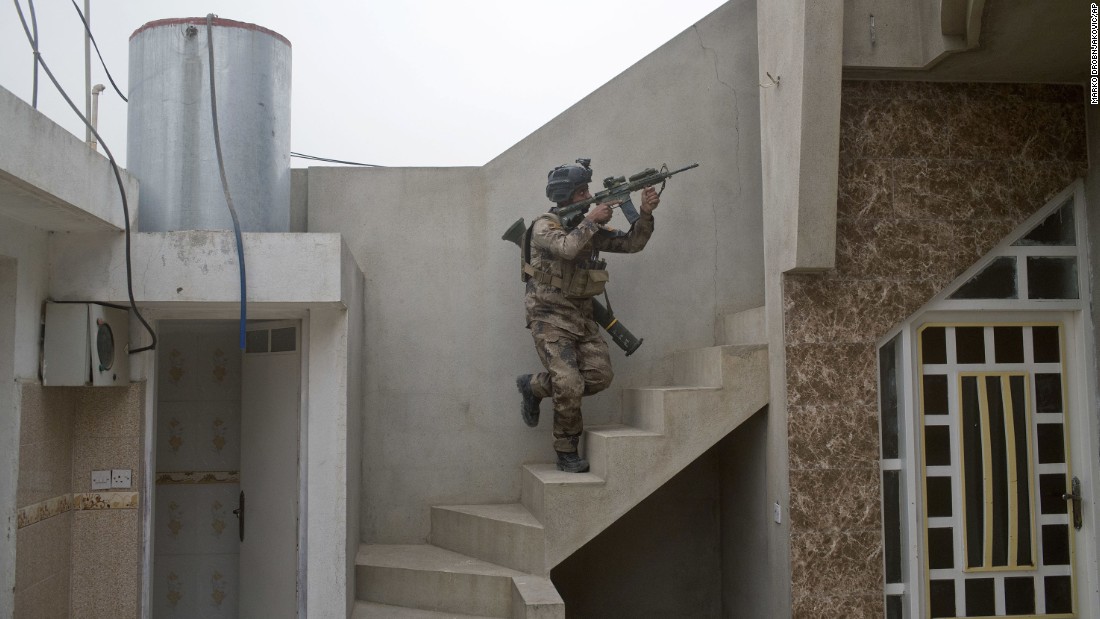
[918,323,1076,618]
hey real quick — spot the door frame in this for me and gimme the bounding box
[139,309,310,619]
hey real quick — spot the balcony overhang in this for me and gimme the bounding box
[0,86,137,232]
[48,231,362,312]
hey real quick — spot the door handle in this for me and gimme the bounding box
[232,490,245,542]
[1062,477,1082,531]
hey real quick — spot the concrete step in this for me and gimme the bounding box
[647,345,726,388]
[584,424,663,479]
[520,463,604,524]
[356,544,523,618]
[536,345,770,568]
[353,601,493,618]
[430,503,546,575]
[622,385,715,433]
[720,306,766,346]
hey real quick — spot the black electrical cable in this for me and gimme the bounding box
[12,0,157,354]
[290,151,383,167]
[205,14,248,351]
[69,0,127,102]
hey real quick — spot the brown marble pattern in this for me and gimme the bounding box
[783,81,1087,616]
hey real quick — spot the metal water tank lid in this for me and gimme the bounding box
[127,17,292,233]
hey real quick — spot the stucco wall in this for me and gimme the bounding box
[306,0,763,545]
[782,81,1087,617]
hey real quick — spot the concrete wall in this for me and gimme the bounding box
[551,444,723,618]
[0,258,14,618]
[720,408,768,618]
[549,408,767,617]
[782,81,1087,617]
[0,217,49,380]
[306,0,763,546]
[841,0,972,71]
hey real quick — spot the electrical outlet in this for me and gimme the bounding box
[91,469,111,490]
[111,469,132,489]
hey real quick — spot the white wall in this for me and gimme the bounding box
[306,0,763,545]
[0,217,49,381]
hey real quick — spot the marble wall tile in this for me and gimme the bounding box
[788,468,882,532]
[840,98,956,160]
[792,593,885,619]
[784,277,937,345]
[891,159,1024,221]
[784,343,877,408]
[788,404,880,470]
[70,510,141,619]
[790,530,883,595]
[785,81,1087,610]
[836,158,893,220]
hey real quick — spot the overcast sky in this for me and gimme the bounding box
[1,1,726,168]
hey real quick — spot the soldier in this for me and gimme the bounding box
[516,159,660,473]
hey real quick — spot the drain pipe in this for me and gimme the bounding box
[88,83,104,150]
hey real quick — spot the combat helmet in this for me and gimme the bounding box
[545,158,593,203]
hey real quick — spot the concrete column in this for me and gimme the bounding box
[306,307,352,618]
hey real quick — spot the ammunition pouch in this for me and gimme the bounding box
[561,264,608,298]
[522,263,608,299]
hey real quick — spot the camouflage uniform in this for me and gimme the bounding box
[525,211,655,453]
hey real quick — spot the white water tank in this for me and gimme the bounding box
[127,17,292,232]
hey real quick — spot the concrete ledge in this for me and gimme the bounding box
[0,86,136,232]
[48,231,361,307]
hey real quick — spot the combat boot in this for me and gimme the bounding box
[516,375,541,427]
[556,450,590,473]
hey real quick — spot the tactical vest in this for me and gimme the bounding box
[521,213,609,299]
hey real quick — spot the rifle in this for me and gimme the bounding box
[554,162,699,230]
[502,220,643,355]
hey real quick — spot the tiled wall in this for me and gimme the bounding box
[16,384,77,618]
[782,81,1087,617]
[15,381,146,619]
[152,322,242,618]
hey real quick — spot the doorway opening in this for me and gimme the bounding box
[150,320,302,618]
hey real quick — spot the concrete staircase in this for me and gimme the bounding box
[355,308,769,618]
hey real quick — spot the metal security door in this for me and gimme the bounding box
[239,322,300,617]
[917,322,1086,618]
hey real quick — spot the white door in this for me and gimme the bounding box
[239,322,300,617]
[915,319,1093,617]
